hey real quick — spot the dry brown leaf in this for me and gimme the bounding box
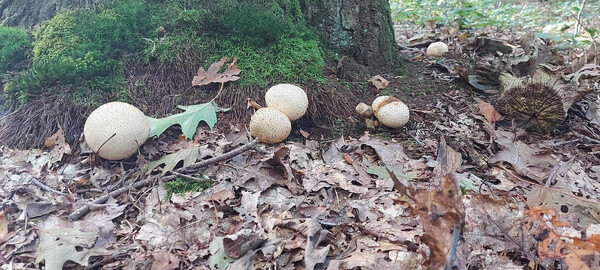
[368,75,389,90]
[299,129,310,139]
[192,56,241,87]
[390,172,465,269]
[151,250,180,270]
[527,185,600,227]
[478,101,502,123]
[246,98,262,110]
[524,205,599,269]
[490,130,557,182]
[305,217,330,269]
[44,123,72,163]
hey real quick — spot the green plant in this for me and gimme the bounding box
[0,27,31,74]
[165,176,213,198]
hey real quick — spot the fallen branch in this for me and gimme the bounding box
[30,177,65,195]
[68,139,260,221]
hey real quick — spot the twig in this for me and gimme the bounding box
[545,164,561,187]
[576,0,587,36]
[184,138,259,172]
[444,220,463,270]
[68,139,260,221]
[30,177,65,195]
[170,171,206,182]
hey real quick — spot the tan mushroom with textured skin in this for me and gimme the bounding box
[249,107,292,144]
[372,96,410,128]
[426,41,449,57]
[84,102,149,160]
[265,84,308,121]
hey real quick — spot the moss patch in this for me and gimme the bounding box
[0,27,31,74]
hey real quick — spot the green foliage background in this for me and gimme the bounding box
[389,0,599,46]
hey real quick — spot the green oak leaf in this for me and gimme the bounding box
[147,101,230,139]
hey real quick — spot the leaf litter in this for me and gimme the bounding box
[2,31,600,270]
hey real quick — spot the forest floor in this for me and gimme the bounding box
[1,20,600,270]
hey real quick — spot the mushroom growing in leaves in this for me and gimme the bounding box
[426,41,449,57]
[372,96,410,128]
[265,84,308,121]
[83,102,149,160]
[249,107,292,144]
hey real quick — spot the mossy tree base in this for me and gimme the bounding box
[301,0,400,76]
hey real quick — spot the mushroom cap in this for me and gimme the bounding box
[426,42,449,56]
[372,96,400,113]
[376,101,410,128]
[249,107,292,144]
[265,84,308,121]
[355,102,373,118]
[83,102,149,160]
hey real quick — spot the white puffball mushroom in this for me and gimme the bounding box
[249,108,292,144]
[426,41,449,57]
[372,96,410,128]
[265,84,308,121]
[84,102,149,160]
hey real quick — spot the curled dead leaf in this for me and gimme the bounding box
[368,75,389,90]
[478,101,503,123]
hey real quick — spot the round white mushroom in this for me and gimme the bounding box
[84,102,149,160]
[249,107,292,144]
[426,41,449,57]
[372,96,410,128]
[265,84,308,121]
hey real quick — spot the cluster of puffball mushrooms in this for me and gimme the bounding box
[82,83,411,161]
[356,96,410,130]
[249,84,308,144]
[81,84,310,161]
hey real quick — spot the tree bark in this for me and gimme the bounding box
[0,0,109,29]
[300,0,399,79]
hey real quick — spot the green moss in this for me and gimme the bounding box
[5,0,328,105]
[165,176,213,198]
[5,0,153,105]
[0,27,31,74]
[144,0,326,86]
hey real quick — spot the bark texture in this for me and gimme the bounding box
[0,0,109,29]
[301,0,399,78]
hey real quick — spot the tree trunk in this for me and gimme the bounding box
[0,0,109,29]
[300,0,399,80]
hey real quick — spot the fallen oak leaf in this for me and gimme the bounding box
[147,101,230,139]
[142,147,199,175]
[478,101,503,123]
[192,56,240,87]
